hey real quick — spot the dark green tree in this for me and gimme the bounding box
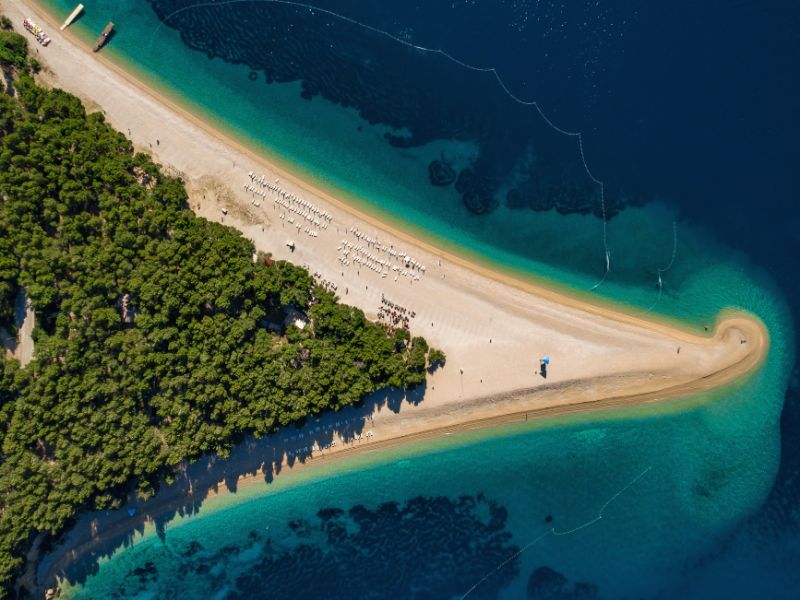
[0,31,442,597]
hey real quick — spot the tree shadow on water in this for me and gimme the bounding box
[63,493,522,600]
[37,382,430,594]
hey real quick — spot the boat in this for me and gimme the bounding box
[93,22,114,52]
[22,18,51,46]
[60,3,84,30]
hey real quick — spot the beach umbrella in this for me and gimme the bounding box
[541,357,550,365]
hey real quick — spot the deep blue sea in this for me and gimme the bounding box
[33,1,800,598]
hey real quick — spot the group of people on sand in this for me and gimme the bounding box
[378,295,416,330]
[312,271,338,293]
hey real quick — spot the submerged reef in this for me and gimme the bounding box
[527,566,598,600]
[102,495,519,599]
[428,159,456,186]
[148,0,627,219]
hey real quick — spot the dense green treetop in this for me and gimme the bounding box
[0,30,27,69]
[0,35,443,595]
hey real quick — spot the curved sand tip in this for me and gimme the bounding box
[30,312,772,598]
[12,4,777,595]
[17,0,772,431]
[700,312,769,386]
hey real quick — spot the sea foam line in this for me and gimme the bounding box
[459,465,653,600]
[148,0,615,288]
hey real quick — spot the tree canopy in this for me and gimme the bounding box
[0,33,443,596]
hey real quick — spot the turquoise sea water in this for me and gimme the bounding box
[32,1,797,598]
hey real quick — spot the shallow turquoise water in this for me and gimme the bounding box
[58,265,793,598]
[37,0,697,309]
[31,1,796,598]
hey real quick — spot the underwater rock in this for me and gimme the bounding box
[456,168,497,215]
[572,582,598,599]
[130,561,158,585]
[455,167,476,195]
[181,540,204,557]
[462,190,494,214]
[553,184,594,216]
[217,494,520,599]
[506,188,528,209]
[507,187,558,212]
[317,507,345,520]
[150,0,628,223]
[527,566,597,600]
[287,518,312,537]
[527,566,568,599]
[428,159,456,186]
[528,190,557,212]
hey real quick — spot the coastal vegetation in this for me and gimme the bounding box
[427,347,446,370]
[0,32,442,595]
[0,29,27,70]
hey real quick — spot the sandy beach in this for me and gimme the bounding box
[5,0,771,594]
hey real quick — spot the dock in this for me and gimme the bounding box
[60,3,84,30]
[93,21,114,52]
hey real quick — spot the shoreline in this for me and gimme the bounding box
[5,1,774,595]
[27,0,712,338]
[155,330,768,499]
[36,310,769,596]
[43,324,765,596]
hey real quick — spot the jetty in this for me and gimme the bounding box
[60,4,84,30]
[93,22,114,53]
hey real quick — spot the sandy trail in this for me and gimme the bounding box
[0,290,35,366]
